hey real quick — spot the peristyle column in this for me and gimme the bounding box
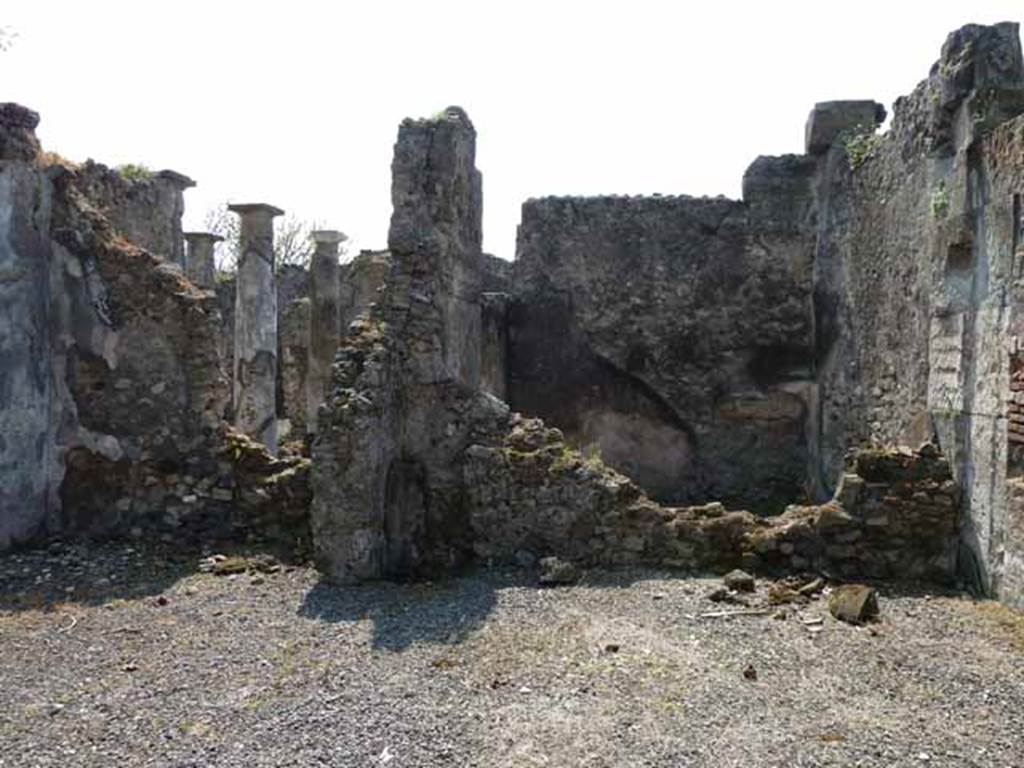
[183,231,223,289]
[229,203,283,453]
[306,229,347,434]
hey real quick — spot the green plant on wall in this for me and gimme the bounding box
[842,126,882,171]
[116,163,154,182]
[931,181,950,218]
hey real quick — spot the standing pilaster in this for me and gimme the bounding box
[229,203,283,453]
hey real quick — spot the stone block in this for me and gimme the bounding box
[804,101,886,155]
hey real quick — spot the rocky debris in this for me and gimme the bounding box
[706,586,742,604]
[798,577,825,596]
[537,556,579,586]
[828,584,880,624]
[742,663,758,681]
[198,553,282,576]
[723,569,756,592]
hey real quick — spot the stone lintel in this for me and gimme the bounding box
[228,203,285,218]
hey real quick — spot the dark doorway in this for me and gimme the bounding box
[382,459,427,579]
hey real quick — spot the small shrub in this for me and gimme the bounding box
[842,126,882,170]
[116,163,153,182]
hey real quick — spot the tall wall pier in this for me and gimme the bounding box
[0,104,55,549]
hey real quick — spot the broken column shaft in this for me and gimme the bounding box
[183,232,223,289]
[229,203,283,454]
[306,229,346,434]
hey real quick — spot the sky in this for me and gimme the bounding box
[4,1,1024,259]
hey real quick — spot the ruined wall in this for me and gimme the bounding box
[0,105,55,549]
[481,292,509,400]
[48,164,230,537]
[0,105,312,557]
[311,108,488,583]
[339,250,391,332]
[464,417,958,583]
[809,23,1024,606]
[74,161,193,266]
[510,171,816,512]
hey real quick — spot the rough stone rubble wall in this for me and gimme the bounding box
[311,108,489,583]
[0,108,310,555]
[510,163,817,513]
[309,104,964,590]
[73,161,192,266]
[811,23,1024,606]
[464,419,958,583]
[0,125,55,549]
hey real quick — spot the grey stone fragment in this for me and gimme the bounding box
[723,569,756,592]
[804,100,886,155]
[828,584,879,624]
[538,556,580,586]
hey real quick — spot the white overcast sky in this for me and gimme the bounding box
[4,1,1023,259]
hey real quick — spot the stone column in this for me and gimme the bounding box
[229,203,283,453]
[155,170,195,267]
[183,232,222,289]
[306,229,347,434]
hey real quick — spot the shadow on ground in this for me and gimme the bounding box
[0,537,297,613]
[298,570,504,651]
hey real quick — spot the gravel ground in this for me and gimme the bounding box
[2,541,1023,768]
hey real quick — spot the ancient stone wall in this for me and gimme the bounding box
[74,161,193,266]
[311,107,487,583]
[464,418,959,583]
[0,105,55,549]
[510,178,816,513]
[340,250,391,331]
[0,107,310,557]
[811,23,1024,605]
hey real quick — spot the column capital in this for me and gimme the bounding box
[228,202,285,218]
[310,229,348,246]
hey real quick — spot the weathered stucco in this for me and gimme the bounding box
[0,108,55,548]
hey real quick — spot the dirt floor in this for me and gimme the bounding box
[2,541,1023,768]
